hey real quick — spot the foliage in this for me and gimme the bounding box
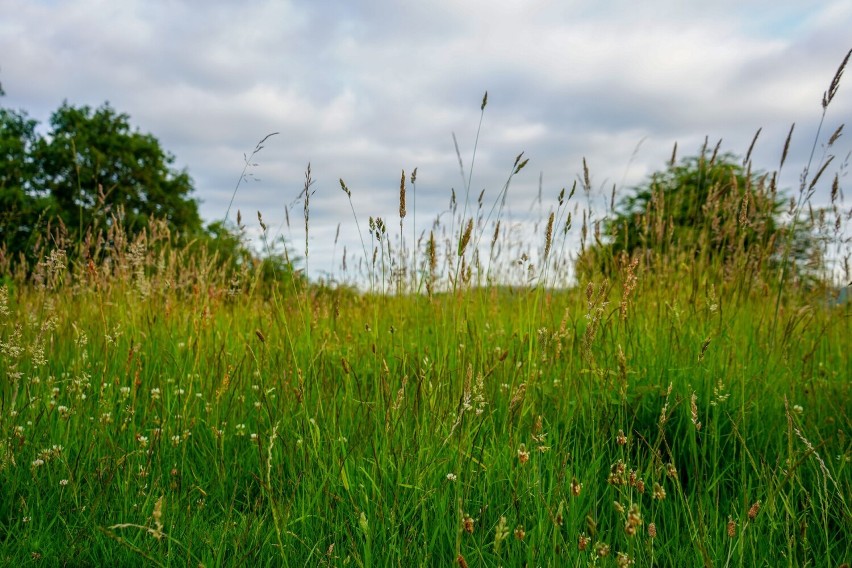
[0,108,55,258]
[201,220,307,293]
[575,148,818,284]
[0,100,203,262]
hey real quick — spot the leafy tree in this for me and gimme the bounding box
[33,102,202,237]
[1,107,58,256]
[1,100,203,262]
[576,148,794,280]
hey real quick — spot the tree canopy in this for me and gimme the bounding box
[575,147,810,283]
[1,100,202,261]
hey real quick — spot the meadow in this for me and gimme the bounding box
[1,70,851,566]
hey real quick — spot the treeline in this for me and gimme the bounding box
[0,93,303,287]
[1,98,201,260]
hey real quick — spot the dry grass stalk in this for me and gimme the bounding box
[458,218,473,257]
[544,212,555,261]
[619,255,639,321]
[822,48,851,109]
[398,170,406,219]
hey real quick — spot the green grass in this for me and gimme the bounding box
[0,211,849,566]
[1,68,851,565]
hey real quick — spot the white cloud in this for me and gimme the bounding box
[2,0,850,283]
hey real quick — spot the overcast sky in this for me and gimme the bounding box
[2,1,851,283]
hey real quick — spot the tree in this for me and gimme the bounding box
[33,102,202,236]
[576,148,792,280]
[0,100,203,262]
[0,107,57,256]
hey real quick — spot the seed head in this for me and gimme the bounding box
[691,391,702,430]
[665,462,677,479]
[544,211,555,260]
[570,477,583,497]
[462,514,474,534]
[399,170,407,219]
[748,501,760,520]
[494,516,509,547]
[627,503,643,528]
[517,443,530,465]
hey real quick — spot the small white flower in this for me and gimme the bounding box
[59,479,69,486]
[446,473,457,482]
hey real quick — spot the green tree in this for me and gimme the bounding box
[576,149,790,280]
[0,100,203,262]
[0,107,58,257]
[33,102,202,237]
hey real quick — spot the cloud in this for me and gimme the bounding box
[2,0,850,283]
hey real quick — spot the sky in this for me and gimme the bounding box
[2,0,851,284]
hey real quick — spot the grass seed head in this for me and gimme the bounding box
[571,477,583,497]
[462,514,474,534]
[399,169,406,219]
[517,443,530,465]
[748,501,760,520]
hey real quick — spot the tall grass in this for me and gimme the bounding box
[0,52,850,566]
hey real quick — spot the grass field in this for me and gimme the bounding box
[2,71,851,567]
